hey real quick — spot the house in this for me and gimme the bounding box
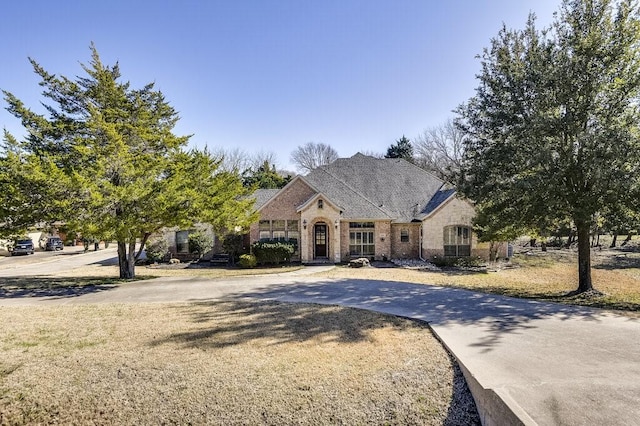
[158,224,220,262]
[250,153,503,263]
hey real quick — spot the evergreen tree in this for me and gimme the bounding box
[242,160,291,189]
[2,45,256,278]
[385,135,414,161]
[456,0,640,293]
[0,130,71,238]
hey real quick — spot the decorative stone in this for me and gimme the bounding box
[348,258,370,268]
[169,258,181,264]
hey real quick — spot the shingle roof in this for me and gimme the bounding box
[420,188,456,216]
[304,168,391,219]
[304,153,447,222]
[253,189,280,210]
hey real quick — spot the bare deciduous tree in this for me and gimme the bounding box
[413,119,464,181]
[211,147,249,173]
[290,142,338,173]
[212,147,279,174]
[360,150,384,158]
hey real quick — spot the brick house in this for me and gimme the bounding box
[251,153,504,263]
[158,224,220,262]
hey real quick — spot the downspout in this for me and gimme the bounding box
[419,224,426,261]
[414,203,426,262]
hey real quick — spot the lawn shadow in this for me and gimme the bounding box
[90,256,120,266]
[594,253,640,270]
[151,299,416,348]
[0,276,119,299]
[437,268,490,276]
[217,278,619,352]
[152,298,482,425]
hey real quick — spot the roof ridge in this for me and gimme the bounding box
[315,167,393,217]
[384,156,447,186]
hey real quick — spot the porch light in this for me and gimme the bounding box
[303,219,307,229]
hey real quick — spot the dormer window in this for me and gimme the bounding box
[318,199,323,209]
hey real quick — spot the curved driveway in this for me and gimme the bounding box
[2,266,639,425]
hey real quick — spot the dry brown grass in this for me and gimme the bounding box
[0,301,478,425]
[53,263,302,278]
[317,250,640,313]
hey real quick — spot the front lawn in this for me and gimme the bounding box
[51,263,303,279]
[0,301,478,425]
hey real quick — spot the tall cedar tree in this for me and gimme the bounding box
[456,0,640,293]
[3,45,256,278]
[385,135,414,161]
[0,131,72,237]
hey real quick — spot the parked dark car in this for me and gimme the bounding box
[45,236,64,251]
[11,239,34,255]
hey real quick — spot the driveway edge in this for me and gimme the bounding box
[456,362,536,426]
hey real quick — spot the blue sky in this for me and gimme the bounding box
[1,1,560,171]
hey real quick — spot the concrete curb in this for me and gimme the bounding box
[456,362,536,426]
[424,320,537,426]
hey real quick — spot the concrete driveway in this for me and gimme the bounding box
[1,269,639,425]
[0,246,118,277]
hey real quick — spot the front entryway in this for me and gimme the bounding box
[314,223,327,258]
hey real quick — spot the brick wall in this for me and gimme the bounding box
[390,223,421,259]
[249,178,316,243]
[339,220,391,262]
[422,196,476,258]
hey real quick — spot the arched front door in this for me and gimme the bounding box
[314,223,328,258]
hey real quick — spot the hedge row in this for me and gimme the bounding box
[251,241,295,265]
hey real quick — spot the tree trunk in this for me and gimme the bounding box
[117,241,136,279]
[541,241,547,252]
[576,221,593,293]
[135,232,150,261]
[565,230,576,248]
[610,233,617,248]
[489,241,502,262]
[621,234,632,246]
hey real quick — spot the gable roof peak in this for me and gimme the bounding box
[352,152,371,159]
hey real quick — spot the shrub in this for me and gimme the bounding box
[223,233,246,263]
[188,232,213,259]
[431,256,458,268]
[146,238,169,263]
[455,256,485,268]
[238,254,257,268]
[252,241,295,265]
[431,256,485,268]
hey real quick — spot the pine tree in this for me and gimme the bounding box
[385,135,414,161]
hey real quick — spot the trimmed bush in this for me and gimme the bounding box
[431,256,458,268]
[238,254,257,268]
[431,256,485,268]
[188,232,213,259]
[252,241,295,265]
[146,239,169,263]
